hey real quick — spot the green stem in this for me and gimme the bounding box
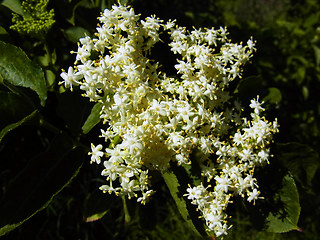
[38,115,90,152]
[95,0,101,8]
[39,115,62,135]
[121,196,131,224]
[44,43,52,64]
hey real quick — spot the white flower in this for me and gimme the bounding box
[175,60,193,75]
[119,134,143,155]
[215,175,231,192]
[233,131,245,146]
[186,186,203,200]
[164,19,176,30]
[239,148,253,162]
[105,146,125,164]
[247,188,261,204]
[149,99,168,116]
[137,190,155,204]
[59,67,82,90]
[100,184,117,194]
[247,38,255,50]
[88,143,104,164]
[169,41,187,54]
[177,104,194,122]
[75,45,91,63]
[79,36,94,51]
[250,98,264,115]
[101,161,119,181]
[257,149,269,163]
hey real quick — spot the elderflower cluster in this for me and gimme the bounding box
[185,98,278,236]
[60,4,278,237]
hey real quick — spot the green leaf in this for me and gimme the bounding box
[82,102,103,134]
[0,133,84,236]
[66,0,87,26]
[45,69,56,90]
[276,143,319,187]
[0,109,38,144]
[83,189,116,222]
[63,26,91,43]
[0,25,11,42]
[108,135,121,148]
[36,53,51,67]
[266,174,301,233]
[57,91,93,135]
[303,13,319,28]
[0,26,7,35]
[302,85,309,100]
[294,66,306,85]
[162,168,206,237]
[1,0,24,15]
[85,211,109,223]
[263,87,282,105]
[235,75,264,101]
[312,44,320,68]
[0,41,47,106]
[0,90,34,129]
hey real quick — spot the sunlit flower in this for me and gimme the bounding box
[59,66,82,91]
[88,143,104,164]
[61,3,278,237]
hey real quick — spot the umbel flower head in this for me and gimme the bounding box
[10,0,55,38]
[61,4,278,237]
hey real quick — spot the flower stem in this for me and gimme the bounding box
[122,196,131,224]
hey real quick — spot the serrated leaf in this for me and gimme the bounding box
[0,109,38,143]
[162,169,206,237]
[82,102,103,134]
[1,0,24,15]
[0,133,84,236]
[163,171,196,232]
[0,41,47,106]
[266,174,301,233]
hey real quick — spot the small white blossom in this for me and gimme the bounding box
[250,97,264,115]
[247,188,261,204]
[59,67,82,90]
[89,144,104,164]
[186,185,203,200]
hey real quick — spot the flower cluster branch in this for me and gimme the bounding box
[61,4,278,237]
